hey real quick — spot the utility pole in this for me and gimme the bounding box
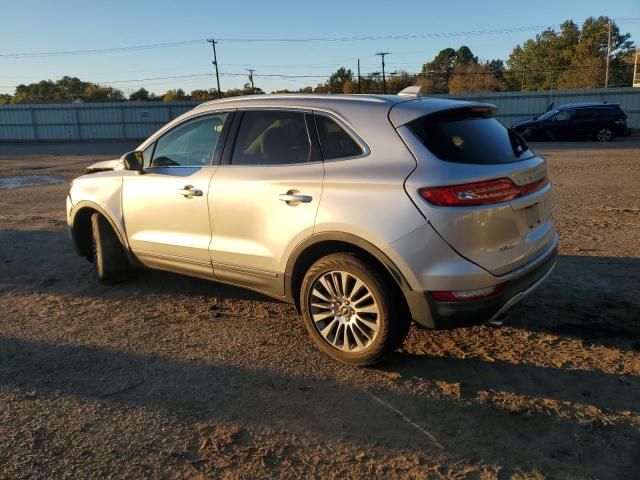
[375,52,390,94]
[247,69,255,93]
[207,38,222,97]
[605,20,612,88]
[357,59,361,94]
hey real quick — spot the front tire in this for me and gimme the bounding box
[300,253,410,366]
[91,213,129,283]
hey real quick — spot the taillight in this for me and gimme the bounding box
[419,177,548,207]
[431,283,505,302]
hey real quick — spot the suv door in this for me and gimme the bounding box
[122,111,231,278]
[209,109,324,296]
[548,108,576,139]
[574,107,600,138]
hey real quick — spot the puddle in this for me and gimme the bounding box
[0,176,65,189]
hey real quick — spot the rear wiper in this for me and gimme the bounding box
[507,128,528,158]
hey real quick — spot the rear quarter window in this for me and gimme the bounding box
[408,107,534,165]
[315,114,363,160]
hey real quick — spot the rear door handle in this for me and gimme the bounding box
[278,193,312,204]
[178,185,203,198]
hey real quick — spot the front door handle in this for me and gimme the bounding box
[278,192,312,204]
[178,185,203,198]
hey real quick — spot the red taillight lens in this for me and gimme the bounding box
[419,177,548,207]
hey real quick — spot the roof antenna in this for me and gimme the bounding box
[397,85,422,98]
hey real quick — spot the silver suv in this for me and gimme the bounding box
[67,94,557,365]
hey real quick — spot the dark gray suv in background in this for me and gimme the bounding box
[512,102,629,142]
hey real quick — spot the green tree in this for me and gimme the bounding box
[162,88,189,101]
[190,88,219,101]
[454,46,478,66]
[504,18,635,90]
[448,63,501,93]
[327,67,353,93]
[420,46,477,93]
[558,17,635,88]
[83,85,124,102]
[0,94,11,104]
[12,80,58,103]
[386,71,416,94]
[129,88,151,101]
[223,83,264,98]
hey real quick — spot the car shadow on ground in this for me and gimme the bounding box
[2,228,640,477]
[0,335,638,479]
[2,229,638,348]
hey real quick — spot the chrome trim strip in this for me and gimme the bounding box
[135,249,212,267]
[212,262,279,279]
[486,260,557,324]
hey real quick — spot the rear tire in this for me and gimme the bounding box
[300,253,410,366]
[595,127,613,142]
[91,213,129,283]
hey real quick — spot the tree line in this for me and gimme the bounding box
[0,16,635,105]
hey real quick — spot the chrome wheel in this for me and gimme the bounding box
[597,128,612,142]
[309,270,380,352]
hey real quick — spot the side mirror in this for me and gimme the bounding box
[122,151,144,172]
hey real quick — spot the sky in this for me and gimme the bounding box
[0,0,639,96]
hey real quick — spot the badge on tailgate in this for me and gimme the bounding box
[511,164,548,187]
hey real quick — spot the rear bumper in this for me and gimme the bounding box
[405,247,557,329]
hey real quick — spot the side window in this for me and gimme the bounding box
[554,109,574,122]
[151,113,228,167]
[315,115,363,160]
[576,108,598,119]
[231,111,311,166]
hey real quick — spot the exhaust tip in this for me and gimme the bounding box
[487,312,509,327]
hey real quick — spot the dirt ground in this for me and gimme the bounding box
[0,139,638,479]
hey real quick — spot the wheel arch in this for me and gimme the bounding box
[69,201,129,258]
[285,232,412,313]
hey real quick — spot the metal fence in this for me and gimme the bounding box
[0,101,199,142]
[1,87,639,142]
[433,87,640,129]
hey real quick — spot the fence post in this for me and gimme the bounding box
[29,107,38,141]
[120,104,126,140]
[73,105,82,140]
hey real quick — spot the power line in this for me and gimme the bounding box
[2,18,639,59]
[0,39,206,59]
[2,64,634,91]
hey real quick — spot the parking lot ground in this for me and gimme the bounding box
[0,140,639,479]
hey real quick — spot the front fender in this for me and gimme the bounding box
[69,200,129,251]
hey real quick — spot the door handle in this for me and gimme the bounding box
[178,185,203,198]
[278,193,312,204]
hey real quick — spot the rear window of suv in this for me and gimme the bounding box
[408,107,535,164]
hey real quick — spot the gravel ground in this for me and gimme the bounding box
[0,140,639,479]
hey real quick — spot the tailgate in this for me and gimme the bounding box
[395,103,556,276]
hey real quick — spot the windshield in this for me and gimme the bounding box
[408,107,535,165]
[536,108,560,121]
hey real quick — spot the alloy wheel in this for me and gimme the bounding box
[597,128,612,142]
[309,270,380,352]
